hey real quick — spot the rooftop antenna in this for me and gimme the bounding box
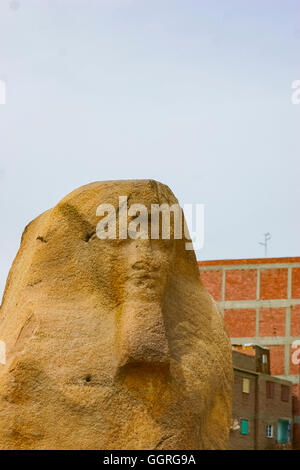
[259,232,271,257]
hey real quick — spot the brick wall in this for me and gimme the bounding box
[256,375,293,450]
[232,350,256,371]
[199,257,300,449]
[230,370,256,450]
[230,351,293,450]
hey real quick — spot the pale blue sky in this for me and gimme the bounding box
[0,0,300,300]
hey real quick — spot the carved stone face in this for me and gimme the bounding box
[0,180,232,450]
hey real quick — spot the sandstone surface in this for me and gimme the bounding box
[0,180,232,449]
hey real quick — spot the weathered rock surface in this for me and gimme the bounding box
[0,180,232,449]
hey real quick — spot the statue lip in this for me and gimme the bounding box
[131,260,160,271]
[132,271,158,280]
[130,262,161,282]
[130,272,161,289]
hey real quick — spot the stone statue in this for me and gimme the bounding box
[0,180,232,449]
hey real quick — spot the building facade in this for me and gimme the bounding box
[198,257,300,448]
[230,345,293,450]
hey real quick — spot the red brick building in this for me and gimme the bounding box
[198,257,300,449]
[230,345,293,450]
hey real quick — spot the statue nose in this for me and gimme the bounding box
[116,300,170,370]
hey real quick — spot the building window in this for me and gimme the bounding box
[241,419,249,435]
[266,381,275,399]
[277,419,290,444]
[242,378,250,394]
[281,385,290,402]
[266,424,274,438]
[262,354,267,364]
